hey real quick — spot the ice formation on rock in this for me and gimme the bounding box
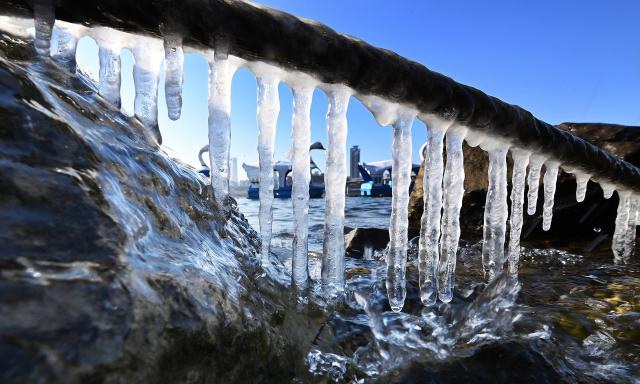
[601,183,616,199]
[207,53,235,218]
[438,126,466,302]
[542,162,560,231]
[527,155,546,215]
[163,30,184,121]
[507,150,530,277]
[575,173,590,202]
[322,87,351,298]
[386,108,416,312]
[33,0,54,56]
[623,195,639,262]
[51,23,79,72]
[481,143,509,282]
[132,40,164,140]
[289,84,314,289]
[612,190,632,263]
[417,116,449,306]
[256,75,280,263]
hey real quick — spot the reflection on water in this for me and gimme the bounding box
[238,196,393,253]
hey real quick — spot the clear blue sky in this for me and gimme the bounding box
[76,0,640,178]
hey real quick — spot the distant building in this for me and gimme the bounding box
[349,146,361,179]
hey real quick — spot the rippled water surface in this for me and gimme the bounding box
[239,197,640,383]
[238,196,393,253]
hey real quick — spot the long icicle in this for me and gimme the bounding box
[612,190,632,263]
[97,35,122,109]
[576,173,590,202]
[527,155,546,215]
[507,150,530,278]
[437,126,466,303]
[132,41,164,142]
[33,0,55,56]
[322,87,350,299]
[256,76,280,264]
[417,120,447,306]
[207,53,234,218]
[50,23,79,73]
[290,85,314,289]
[542,162,560,231]
[623,195,639,263]
[482,145,509,282]
[164,31,184,121]
[387,109,415,312]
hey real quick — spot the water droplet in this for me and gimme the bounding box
[594,227,601,233]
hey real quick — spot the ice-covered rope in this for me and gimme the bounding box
[12,3,640,313]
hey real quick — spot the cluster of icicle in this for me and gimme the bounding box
[21,2,638,312]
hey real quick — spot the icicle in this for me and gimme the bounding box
[416,116,449,306]
[601,183,615,199]
[542,161,560,231]
[437,125,466,303]
[33,0,55,56]
[623,195,639,262]
[132,40,164,141]
[527,155,546,215]
[255,75,280,264]
[481,144,509,282]
[50,22,79,72]
[207,53,236,218]
[387,108,415,312]
[575,173,590,202]
[163,31,184,121]
[290,84,314,289]
[98,41,122,108]
[507,150,530,278]
[322,87,351,299]
[612,190,632,263]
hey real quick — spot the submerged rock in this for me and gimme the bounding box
[345,227,420,258]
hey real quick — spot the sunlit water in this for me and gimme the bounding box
[238,196,640,383]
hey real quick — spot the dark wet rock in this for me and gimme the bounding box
[408,123,640,251]
[390,341,569,384]
[345,227,420,258]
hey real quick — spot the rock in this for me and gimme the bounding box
[557,122,640,164]
[0,35,318,384]
[408,123,640,251]
[390,341,567,384]
[345,227,420,257]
